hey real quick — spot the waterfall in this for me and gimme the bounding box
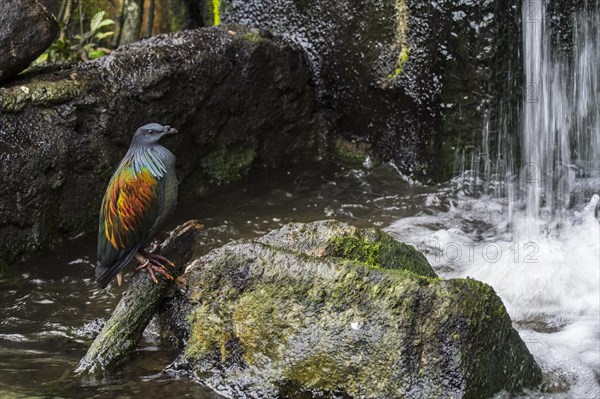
[520,0,599,222]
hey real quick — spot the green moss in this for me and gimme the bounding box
[331,137,370,164]
[200,146,256,184]
[326,233,437,278]
[232,284,299,362]
[185,306,231,361]
[382,0,411,83]
[184,282,307,366]
[286,353,349,391]
[327,236,381,268]
[0,80,84,112]
[242,31,264,45]
[395,47,410,75]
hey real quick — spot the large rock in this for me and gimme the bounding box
[0,0,58,82]
[160,220,542,398]
[217,0,521,181]
[0,25,326,267]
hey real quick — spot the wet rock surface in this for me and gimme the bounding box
[0,25,326,266]
[0,0,58,82]
[159,220,542,398]
[219,0,521,180]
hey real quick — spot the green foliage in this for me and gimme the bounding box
[32,10,115,66]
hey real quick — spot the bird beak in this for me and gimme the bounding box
[163,125,178,135]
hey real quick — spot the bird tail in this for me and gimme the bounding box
[95,246,139,289]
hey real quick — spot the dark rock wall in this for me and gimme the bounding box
[0,26,326,265]
[435,0,523,182]
[220,0,431,177]
[218,0,524,181]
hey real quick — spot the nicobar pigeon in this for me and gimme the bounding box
[96,123,179,288]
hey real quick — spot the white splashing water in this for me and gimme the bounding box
[387,193,599,397]
[389,1,600,396]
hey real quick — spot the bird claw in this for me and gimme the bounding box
[146,265,159,284]
[142,251,176,268]
[144,263,173,284]
[134,252,175,283]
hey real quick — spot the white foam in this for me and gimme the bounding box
[386,194,600,395]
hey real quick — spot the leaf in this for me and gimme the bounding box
[52,38,69,52]
[88,49,107,60]
[90,11,105,32]
[36,52,49,63]
[96,19,115,29]
[95,31,115,40]
[31,52,49,66]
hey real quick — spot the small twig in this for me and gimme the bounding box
[60,0,73,40]
[113,0,127,47]
[78,0,84,44]
[146,0,155,37]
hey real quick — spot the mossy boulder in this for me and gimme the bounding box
[257,220,436,278]
[164,220,542,398]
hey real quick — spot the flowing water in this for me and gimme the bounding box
[1,1,599,398]
[520,0,600,221]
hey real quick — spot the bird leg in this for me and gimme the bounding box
[133,251,174,284]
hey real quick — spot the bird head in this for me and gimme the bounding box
[132,123,178,145]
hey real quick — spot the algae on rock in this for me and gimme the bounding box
[201,146,256,184]
[257,220,436,278]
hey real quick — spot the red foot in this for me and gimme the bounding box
[133,252,175,284]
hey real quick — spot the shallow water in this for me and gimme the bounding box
[0,161,598,398]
